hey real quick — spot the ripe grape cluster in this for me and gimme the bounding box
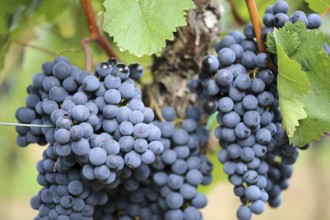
[15,56,212,219]
[262,0,321,40]
[189,1,315,219]
[93,106,213,219]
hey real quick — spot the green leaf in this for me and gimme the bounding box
[103,0,195,57]
[305,0,330,13]
[273,29,309,137]
[271,22,330,146]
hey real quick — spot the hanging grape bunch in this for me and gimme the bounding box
[189,0,324,219]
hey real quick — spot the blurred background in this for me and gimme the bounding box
[0,0,329,219]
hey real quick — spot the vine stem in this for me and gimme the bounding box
[245,0,277,72]
[82,38,92,73]
[80,0,119,71]
[0,122,54,128]
[245,0,265,53]
[15,41,58,57]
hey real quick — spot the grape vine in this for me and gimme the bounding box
[1,0,329,220]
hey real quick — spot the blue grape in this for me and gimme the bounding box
[104,89,121,105]
[250,199,265,214]
[186,169,203,186]
[273,1,289,14]
[83,75,100,92]
[141,150,155,164]
[119,82,135,99]
[255,53,269,69]
[67,180,83,196]
[128,63,144,80]
[71,105,89,122]
[149,140,164,155]
[167,174,184,190]
[236,205,252,220]
[172,129,189,145]
[124,151,142,169]
[230,44,244,59]
[162,106,177,121]
[227,144,241,159]
[215,69,234,86]
[52,62,71,80]
[263,13,274,26]
[88,148,107,166]
[71,138,90,156]
[218,97,234,113]
[204,79,220,96]
[307,13,321,29]
[94,165,111,180]
[223,111,240,128]
[243,111,260,129]
[104,75,121,89]
[245,185,261,201]
[240,51,256,69]
[96,62,112,77]
[274,13,289,28]
[218,48,236,66]
[243,24,255,39]
[215,35,236,52]
[229,31,245,43]
[289,10,308,25]
[201,55,220,73]
[114,63,130,80]
[42,61,53,75]
[166,192,184,209]
[165,209,184,220]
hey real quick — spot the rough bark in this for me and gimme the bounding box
[145,0,222,119]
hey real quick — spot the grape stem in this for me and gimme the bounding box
[245,0,277,72]
[0,122,54,128]
[15,41,58,57]
[245,0,265,53]
[82,38,92,73]
[16,41,84,60]
[80,0,119,72]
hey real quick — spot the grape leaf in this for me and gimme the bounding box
[103,0,195,57]
[305,0,330,13]
[269,22,330,146]
[273,30,309,137]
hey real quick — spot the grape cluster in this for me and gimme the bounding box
[151,106,213,219]
[92,106,213,220]
[16,56,213,219]
[15,56,167,219]
[262,0,321,40]
[189,1,316,219]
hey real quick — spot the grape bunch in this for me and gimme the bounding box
[262,0,321,40]
[14,56,168,219]
[189,1,317,219]
[92,106,213,220]
[15,56,213,219]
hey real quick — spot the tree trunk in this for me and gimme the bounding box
[145,0,222,119]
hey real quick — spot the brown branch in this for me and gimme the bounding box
[15,41,58,57]
[82,38,92,73]
[245,0,277,72]
[245,0,265,53]
[80,0,119,60]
